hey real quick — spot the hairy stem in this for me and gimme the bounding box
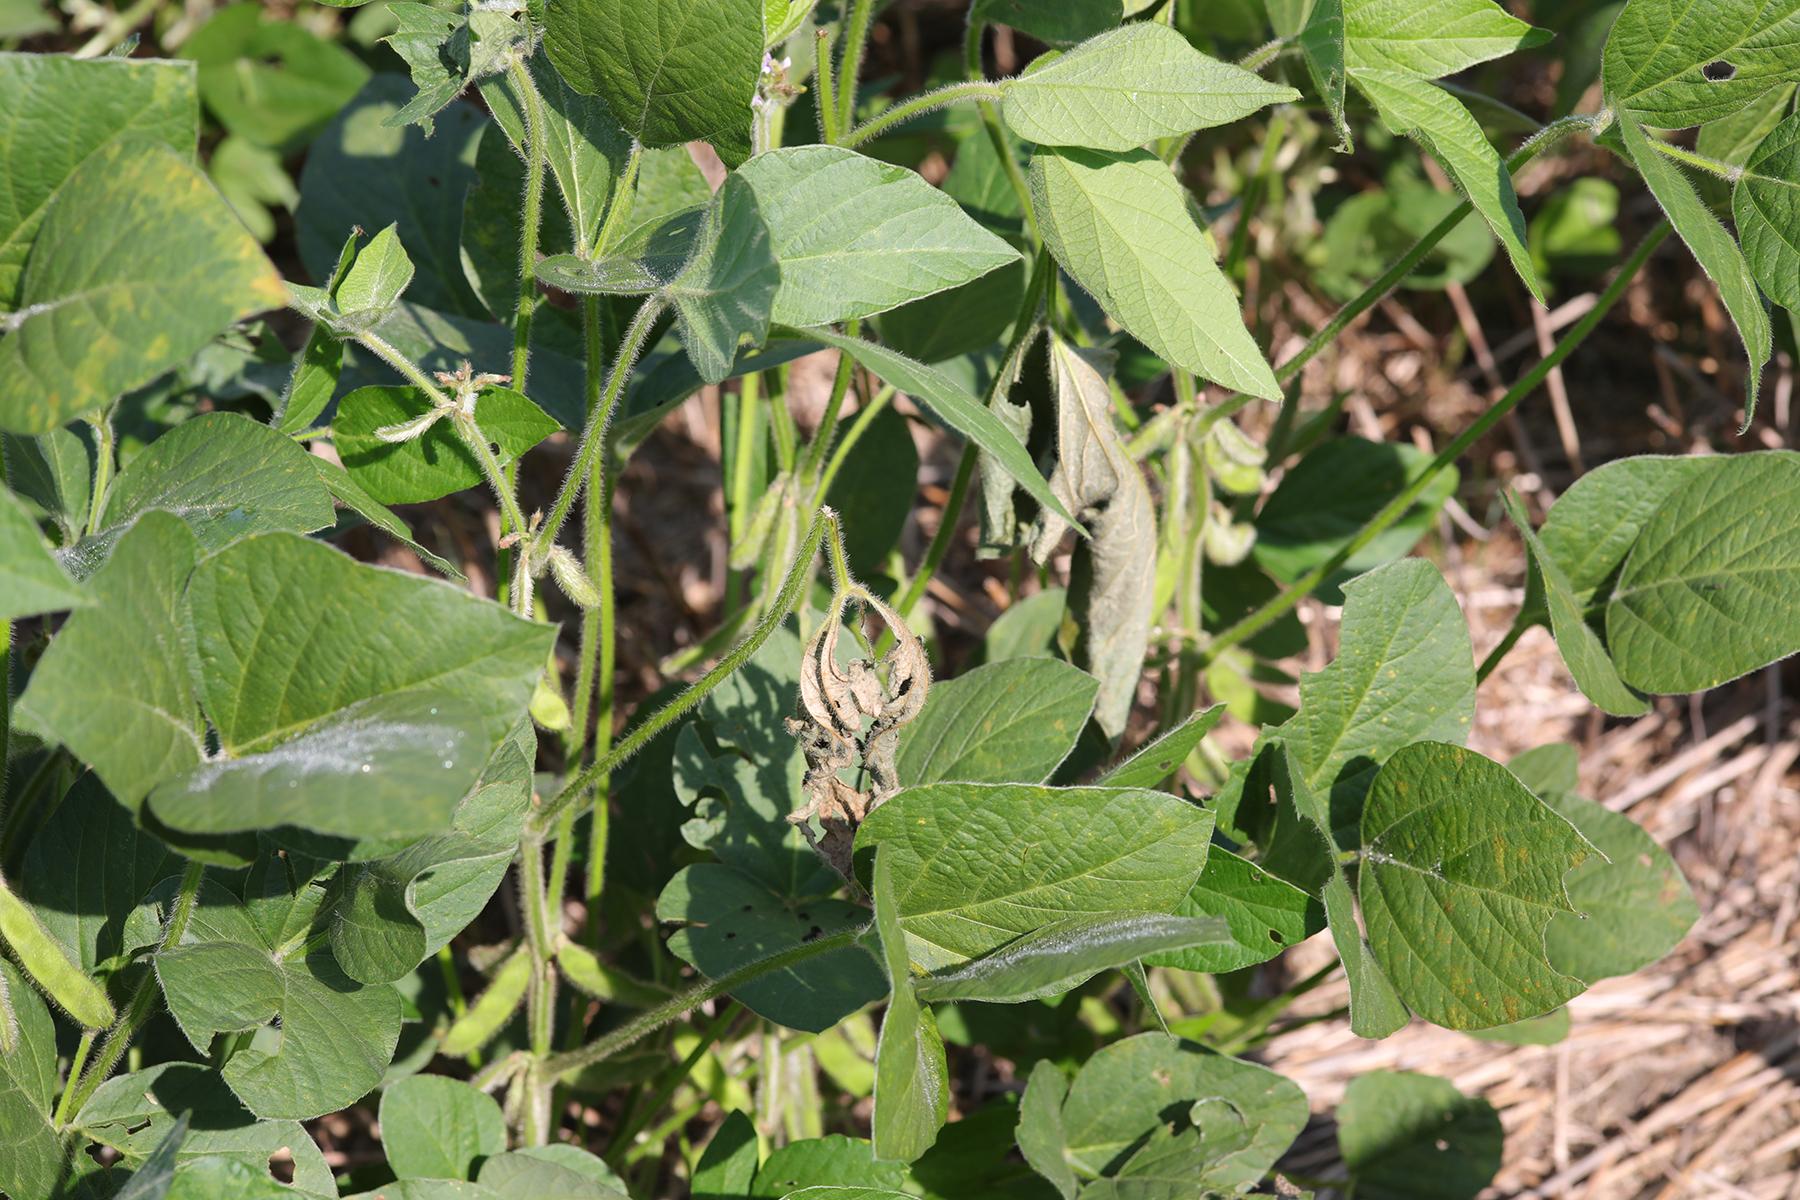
[83,414,114,538]
[836,0,878,134]
[964,21,1040,242]
[839,80,1007,148]
[814,384,896,499]
[507,55,547,391]
[814,28,841,145]
[800,321,861,485]
[893,446,976,621]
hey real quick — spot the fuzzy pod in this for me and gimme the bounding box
[442,946,532,1058]
[0,879,116,1030]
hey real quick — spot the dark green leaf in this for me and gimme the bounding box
[1337,1070,1502,1200]
[750,1137,909,1196]
[872,853,948,1162]
[0,960,59,1200]
[0,485,86,619]
[1150,848,1324,975]
[1016,1060,1077,1200]
[333,385,560,505]
[1542,792,1698,982]
[895,658,1099,787]
[915,913,1233,1004]
[1097,705,1224,789]
[380,1075,506,1181]
[969,0,1121,45]
[667,174,781,383]
[1603,0,1800,128]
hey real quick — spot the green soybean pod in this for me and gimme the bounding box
[0,878,116,1030]
[442,946,531,1057]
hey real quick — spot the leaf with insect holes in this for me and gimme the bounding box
[1000,23,1297,151]
[544,0,761,165]
[1603,0,1800,129]
[666,174,781,384]
[895,658,1098,787]
[0,486,85,620]
[1031,148,1280,400]
[1359,742,1596,1030]
[0,141,285,435]
[856,784,1214,971]
[737,146,1020,328]
[1338,1070,1502,1200]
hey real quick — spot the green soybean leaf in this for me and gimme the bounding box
[750,1137,908,1196]
[1508,743,1580,797]
[544,0,761,166]
[537,206,707,297]
[380,1075,506,1181]
[694,1110,759,1196]
[332,385,561,506]
[1602,0,1800,128]
[914,913,1232,1005]
[856,784,1215,970]
[779,1191,911,1200]
[74,1063,337,1194]
[1030,148,1280,400]
[478,1151,630,1199]
[383,2,521,134]
[1604,449,1800,692]
[984,588,1067,663]
[970,0,1121,45]
[183,4,370,151]
[1150,847,1324,975]
[157,882,403,1120]
[1617,116,1770,418]
[164,1159,334,1200]
[0,485,86,619]
[1541,792,1698,982]
[796,328,1076,530]
[1017,1060,1078,1200]
[1503,492,1649,717]
[1337,1070,1502,1200]
[1342,0,1549,78]
[1271,0,1349,149]
[1000,23,1296,151]
[1057,1034,1309,1193]
[1350,70,1544,302]
[342,1182,497,1199]
[3,426,92,541]
[0,876,115,1027]
[1359,742,1595,1030]
[0,141,285,434]
[311,457,465,581]
[1282,558,1476,846]
[1097,705,1224,790]
[1469,1006,1571,1046]
[0,960,64,1200]
[667,174,781,384]
[335,222,415,317]
[895,658,1099,787]
[1733,110,1800,309]
[737,146,1020,327]
[15,512,204,809]
[0,52,198,310]
[1537,453,1721,604]
[147,532,550,841]
[871,854,948,1163]
[97,411,336,552]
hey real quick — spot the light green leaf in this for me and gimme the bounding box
[1030,148,1280,400]
[1149,848,1323,975]
[1468,1006,1571,1046]
[694,1111,760,1196]
[74,1063,336,1194]
[856,784,1215,970]
[1537,453,1720,604]
[343,1182,497,1199]
[872,853,948,1163]
[1503,492,1649,717]
[1337,1070,1502,1200]
[0,485,86,619]
[1271,0,1349,149]
[1017,1060,1078,1200]
[333,385,560,505]
[184,4,370,151]
[311,456,465,581]
[0,141,285,434]
[336,222,415,316]
[984,588,1067,662]
[779,1191,912,1200]
[478,1150,629,1199]
[1603,0,1800,128]
[1359,742,1594,1030]
[1735,110,1800,309]
[969,0,1121,46]
[1604,449,1800,692]
[158,883,402,1119]
[750,1137,908,1196]
[1097,706,1223,790]
[536,206,706,297]
[667,174,780,384]
[1542,792,1698,982]
[895,658,1098,787]
[1350,70,1544,302]
[1282,558,1476,846]
[164,1159,334,1200]
[383,3,521,133]
[544,0,761,166]
[915,913,1233,1005]
[1058,1034,1309,1192]
[147,532,550,841]
[795,328,1077,530]
[1,959,75,1200]
[97,411,336,552]
[380,1075,506,1181]
[0,53,197,310]
[1000,23,1296,152]
[1617,116,1770,416]
[737,146,1020,327]
[1343,0,1548,77]
[15,513,204,809]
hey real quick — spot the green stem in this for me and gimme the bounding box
[534,507,842,833]
[507,55,548,392]
[53,1031,96,1126]
[964,21,1039,242]
[1476,612,1532,684]
[603,1001,740,1158]
[451,413,532,573]
[839,80,1007,148]
[519,838,558,1061]
[814,28,842,145]
[1647,136,1743,182]
[1237,36,1289,72]
[353,330,453,404]
[544,929,860,1076]
[835,0,878,134]
[83,414,113,538]
[728,371,765,549]
[1200,219,1671,667]
[799,321,861,484]
[814,385,896,499]
[64,862,204,1116]
[592,144,643,259]
[535,299,667,557]
[893,446,975,622]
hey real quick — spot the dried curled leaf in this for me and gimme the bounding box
[786,588,931,881]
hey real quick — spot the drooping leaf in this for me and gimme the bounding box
[0,52,198,310]
[969,0,1121,45]
[0,961,71,1200]
[15,513,204,809]
[1030,148,1280,400]
[856,784,1215,970]
[543,0,761,166]
[914,913,1233,1004]
[380,1075,507,1181]
[311,457,465,580]
[0,140,284,434]
[1337,1070,1502,1200]
[1342,0,1549,77]
[871,853,948,1163]
[1602,0,1800,129]
[0,485,86,620]
[1096,704,1224,789]
[1271,0,1349,148]
[332,385,561,506]
[1732,110,1800,309]
[1359,742,1595,1030]
[895,658,1098,787]
[1616,116,1770,416]
[1150,848,1324,975]
[667,174,781,384]
[1000,23,1296,151]
[737,146,1020,328]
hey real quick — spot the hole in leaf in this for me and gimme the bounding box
[802,924,824,942]
[1703,60,1737,82]
[724,932,736,940]
[268,1149,295,1184]
[1268,929,1284,944]
[1434,1138,1450,1152]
